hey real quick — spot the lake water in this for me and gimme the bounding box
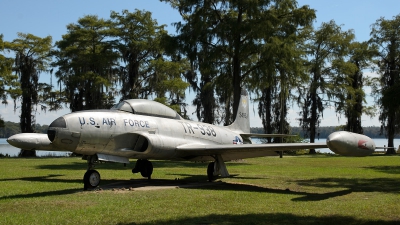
[1,138,398,157]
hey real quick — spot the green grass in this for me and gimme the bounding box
[0,155,399,225]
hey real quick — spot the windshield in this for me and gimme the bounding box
[111,101,134,113]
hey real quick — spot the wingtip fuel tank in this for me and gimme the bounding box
[7,133,54,151]
[326,131,375,156]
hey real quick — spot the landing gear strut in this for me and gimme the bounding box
[132,159,153,179]
[83,155,101,190]
[207,162,217,181]
[207,155,230,182]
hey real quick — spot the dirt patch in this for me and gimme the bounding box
[94,179,222,192]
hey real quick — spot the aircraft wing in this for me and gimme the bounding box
[238,133,297,143]
[240,133,297,138]
[175,142,327,161]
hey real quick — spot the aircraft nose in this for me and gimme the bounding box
[47,117,66,142]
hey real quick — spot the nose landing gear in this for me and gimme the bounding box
[83,155,100,190]
[83,169,100,189]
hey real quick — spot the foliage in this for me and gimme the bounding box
[3,33,53,157]
[51,15,119,112]
[251,126,394,139]
[0,121,48,138]
[3,7,400,158]
[111,9,190,117]
[298,21,355,153]
[255,25,311,142]
[51,11,189,117]
[163,0,316,126]
[337,41,377,133]
[369,14,400,152]
[0,34,21,125]
[4,33,52,132]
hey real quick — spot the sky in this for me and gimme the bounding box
[0,0,399,127]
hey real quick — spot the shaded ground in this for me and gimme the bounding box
[97,178,222,191]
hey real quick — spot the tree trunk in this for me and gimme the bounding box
[309,83,317,154]
[19,150,36,157]
[260,87,273,143]
[386,113,396,154]
[201,79,215,124]
[232,54,241,120]
[19,64,36,157]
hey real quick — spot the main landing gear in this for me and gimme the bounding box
[132,159,153,179]
[207,155,230,182]
[81,155,228,189]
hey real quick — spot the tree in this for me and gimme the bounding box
[4,33,52,157]
[165,18,221,124]
[163,0,316,125]
[1,35,21,125]
[370,15,400,153]
[254,24,312,142]
[52,15,119,112]
[299,21,354,153]
[110,10,189,116]
[335,41,377,134]
[110,9,167,100]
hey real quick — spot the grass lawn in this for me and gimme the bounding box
[0,154,399,225]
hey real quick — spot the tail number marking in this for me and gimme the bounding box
[239,112,248,119]
[181,123,217,137]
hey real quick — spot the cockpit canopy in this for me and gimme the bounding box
[111,99,182,120]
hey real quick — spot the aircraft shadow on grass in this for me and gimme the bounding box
[1,173,399,202]
[2,161,399,202]
[0,174,81,200]
[116,213,398,225]
[34,160,250,171]
[0,187,81,201]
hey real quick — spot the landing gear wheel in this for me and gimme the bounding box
[132,159,153,179]
[83,169,101,190]
[132,159,144,173]
[207,162,216,182]
[140,160,153,179]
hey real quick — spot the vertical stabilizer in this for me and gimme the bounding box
[228,89,250,133]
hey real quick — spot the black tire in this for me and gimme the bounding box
[83,169,101,189]
[207,162,216,182]
[132,159,144,173]
[140,160,153,179]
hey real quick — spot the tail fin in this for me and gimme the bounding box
[228,89,250,133]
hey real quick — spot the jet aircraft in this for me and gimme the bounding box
[7,90,377,189]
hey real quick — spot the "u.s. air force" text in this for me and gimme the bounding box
[78,117,150,128]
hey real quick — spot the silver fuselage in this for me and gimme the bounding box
[50,110,242,160]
